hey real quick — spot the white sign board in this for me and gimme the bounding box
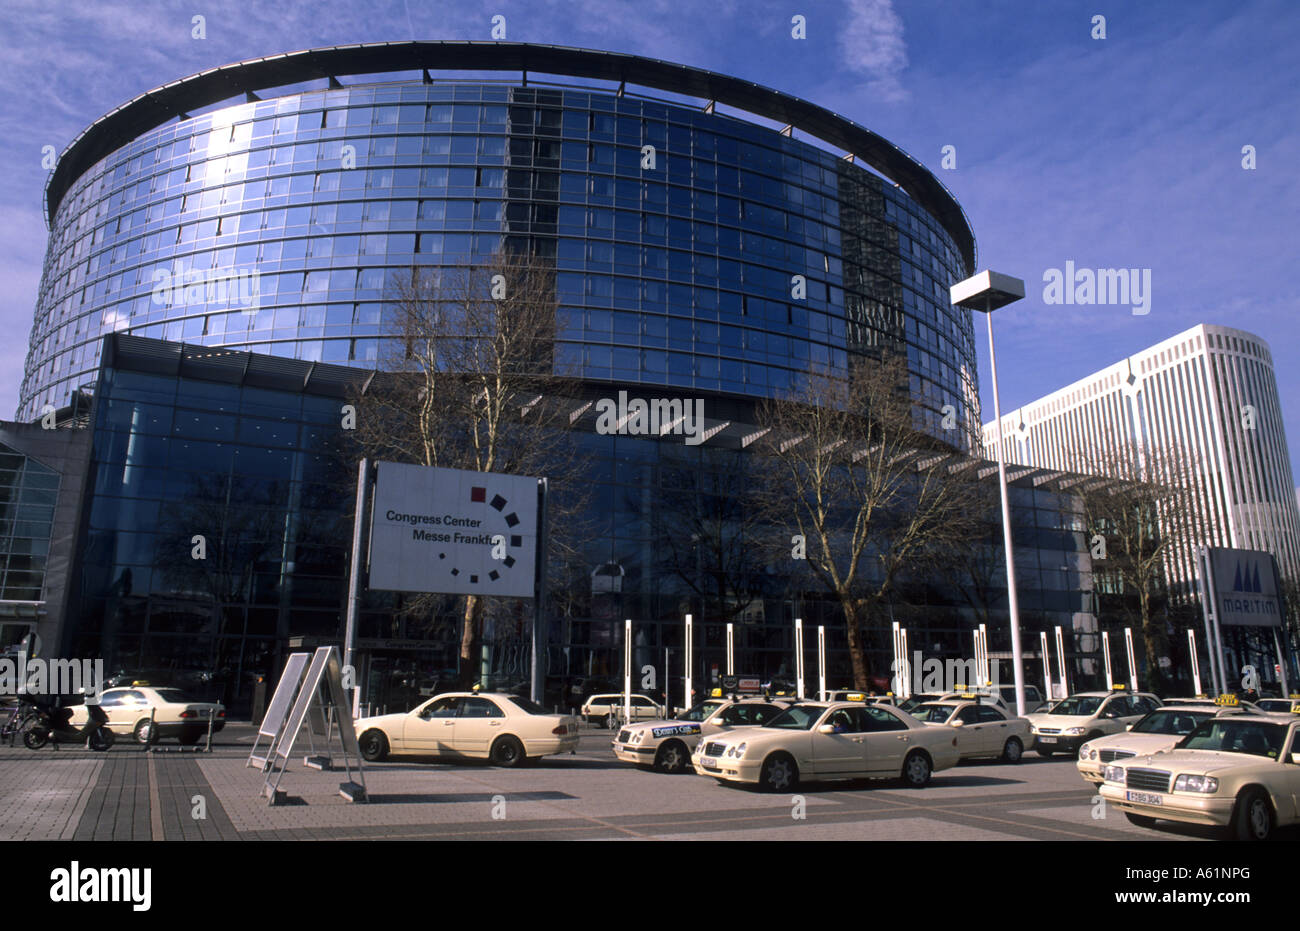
[1208,547,1282,628]
[368,462,539,599]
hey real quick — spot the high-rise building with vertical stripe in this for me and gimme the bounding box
[982,324,1300,587]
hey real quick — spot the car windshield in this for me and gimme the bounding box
[909,704,955,723]
[680,702,723,722]
[763,705,825,730]
[1050,697,1102,716]
[1176,719,1288,758]
[1131,710,1211,735]
[506,696,550,715]
[151,689,196,703]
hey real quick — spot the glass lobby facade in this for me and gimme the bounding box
[71,334,1111,713]
[25,67,979,448]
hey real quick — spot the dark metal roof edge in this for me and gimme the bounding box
[107,333,370,396]
[46,41,975,270]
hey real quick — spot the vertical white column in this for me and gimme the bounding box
[725,621,734,676]
[817,625,826,701]
[794,618,805,699]
[1124,627,1139,692]
[1187,629,1203,697]
[1054,626,1069,697]
[1102,631,1113,688]
[1040,631,1053,699]
[900,628,911,699]
[623,619,632,723]
[892,622,902,694]
[684,613,693,712]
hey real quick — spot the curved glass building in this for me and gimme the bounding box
[25,42,980,448]
[15,44,1128,712]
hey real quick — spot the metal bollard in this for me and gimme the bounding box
[204,707,216,752]
[144,707,157,752]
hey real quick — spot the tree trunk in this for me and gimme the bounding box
[1138,587,1167,694]
[843,600,869,690]
[459,594,483,689]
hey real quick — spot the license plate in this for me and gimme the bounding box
[700,757,718,769]
[1126,791,1162,805]
[1038,737,1057,744]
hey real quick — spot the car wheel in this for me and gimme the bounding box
[133,719,155,745]
[1231,789,1273,841]
[1125,812,1157,828]
[490,735,526,768]
[1001,737,1023,763]
[901,751,932,788]
[655,741,690,774]
[22,727,48,750]
[603,714,615,730]
[758,753,799,792]
[358,729,389,762]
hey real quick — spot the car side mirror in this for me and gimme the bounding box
[1125,724,1133,731]
[1292,753,1300,765]
[817,724,835,735]
[950,720,965,728]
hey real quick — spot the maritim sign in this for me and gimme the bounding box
[367,462,539,599]
[1207,547,1281,628]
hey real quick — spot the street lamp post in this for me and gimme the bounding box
[951,270,1028,716]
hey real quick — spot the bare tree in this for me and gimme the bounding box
[1077,442,1201,694]
[347,252,588,688]
[751,354,980,689]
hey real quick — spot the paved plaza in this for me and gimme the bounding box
[0,722,1259,842]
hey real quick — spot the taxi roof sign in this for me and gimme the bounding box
[1110,683,1126,690]
[1214,694,1239,707]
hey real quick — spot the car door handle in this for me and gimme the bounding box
[852,737,864,743]
[444,721,455,726]
[489,721,502,727]
[896,735,909,741]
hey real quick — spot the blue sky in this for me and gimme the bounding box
[0,0,1296,492]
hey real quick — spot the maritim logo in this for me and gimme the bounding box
[1221,558,1278,619]
[594,391,706,446]
[1042,261,1151,315]
[50,861,150,911]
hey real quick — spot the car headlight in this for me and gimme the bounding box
[725,742,747,758]
[1104,765,1125,784]
[1173,774,1219,794]
[631,731,644,744]
[1064,727,1087,736]
[1079,744,1093,760]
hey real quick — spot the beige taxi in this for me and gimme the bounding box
[691,700,961,791]
[69,685,225,744]
[1076,705,1229,784]
[613,698,789,773]
[1099,712,1300,840]
[1027,690,1161,757]
[354,692,578,767]
[907,696,1032,762]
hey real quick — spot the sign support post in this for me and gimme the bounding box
[725,621,734,676]
[1102,631,1113,688]
[1197,547,1224,695]
[343,459,371,716]
[530,477,549,703]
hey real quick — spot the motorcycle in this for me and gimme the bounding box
[21,696,114,751]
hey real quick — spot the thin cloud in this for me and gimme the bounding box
[838,0,908,103]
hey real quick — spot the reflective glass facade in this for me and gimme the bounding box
[0,443,58,602]
[61,336,1123,715]
[26,79,979,448]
